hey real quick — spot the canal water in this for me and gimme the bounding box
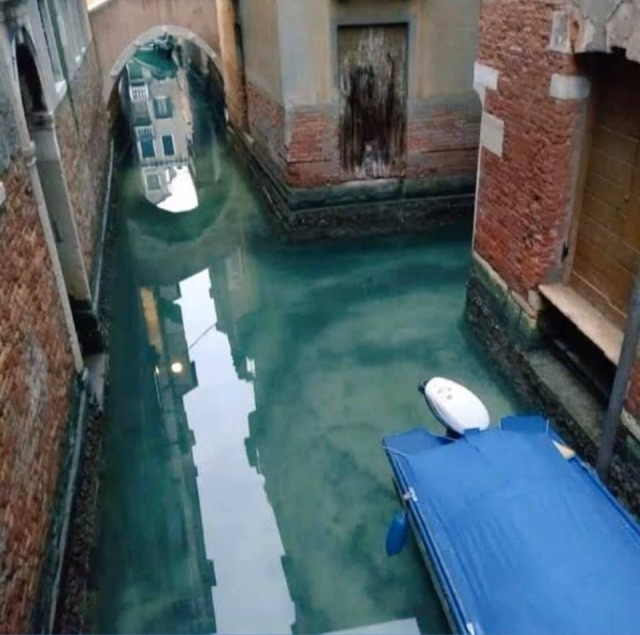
[93,46,522,634]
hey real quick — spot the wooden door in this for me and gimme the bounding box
[570,56,640,329]
[337,24,408,179]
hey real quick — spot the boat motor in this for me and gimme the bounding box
[418,377,490,437]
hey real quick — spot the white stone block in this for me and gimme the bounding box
[473,62,499,92]
[549,74,591,100]
[480,112,504,158]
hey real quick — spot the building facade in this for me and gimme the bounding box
[216,0,481,235]
[467,0,640,499]
[0,0,110,630]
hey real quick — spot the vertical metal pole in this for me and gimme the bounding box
[597,271,640,479]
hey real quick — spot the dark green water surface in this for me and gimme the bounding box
[93,64,522,635]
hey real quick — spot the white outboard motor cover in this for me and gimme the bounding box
[423,377,490,435]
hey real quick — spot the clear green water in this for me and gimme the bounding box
[94,65,522,635]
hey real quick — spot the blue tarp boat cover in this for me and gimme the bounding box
[383,417,640,635]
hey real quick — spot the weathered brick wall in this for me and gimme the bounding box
[406,102,480,180]
[473,0,584,297]
[246,92,479,190]
[246,80,286,176]
[0,158,75,632]
[55,43,110,275]
[471,0,640,422]
[285,106,337,187]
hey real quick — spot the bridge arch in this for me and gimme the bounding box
[88,0,222,102]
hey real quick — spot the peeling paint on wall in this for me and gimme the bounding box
[338,25,407,179]
[550,0,640,63]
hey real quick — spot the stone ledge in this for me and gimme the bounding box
[465,271,640,515]
[549,74,591,101]
[539,283,622,364]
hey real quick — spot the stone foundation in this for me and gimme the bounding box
[230,126,475,240]
[465,259,640,514]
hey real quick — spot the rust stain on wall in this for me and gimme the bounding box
[338,24,408,179]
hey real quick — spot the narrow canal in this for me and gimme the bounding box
[92,45,523,634]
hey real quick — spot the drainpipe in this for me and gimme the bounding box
[597,271,640,479]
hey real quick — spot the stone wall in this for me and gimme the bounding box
[54,43,110,277]
[0,157,75,633]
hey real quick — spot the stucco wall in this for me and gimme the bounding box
[274,0,479,108]
[241,0,282,103]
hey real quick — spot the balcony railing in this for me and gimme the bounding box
[139,155,189,168]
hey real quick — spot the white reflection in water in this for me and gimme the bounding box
[178,269,295,634]
[157,166,199,213]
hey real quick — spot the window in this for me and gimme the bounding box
[130,84,148,102]
[136,126,154,142]
[162,135,175,157]
[146,173,161,190]
[153,96,173,119]
[140,138,155,159]
[36,0,63,83]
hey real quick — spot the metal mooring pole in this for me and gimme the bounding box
[597,271,640,479]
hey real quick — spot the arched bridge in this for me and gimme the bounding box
[88,0,222,102]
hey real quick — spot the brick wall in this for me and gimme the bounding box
[471,0,640,421]
[473,0,584,297]
[246,80,286,176]
[55,43,110,276]
[406,103,480,180]
[0,158,75,632]
[246,84,479,190]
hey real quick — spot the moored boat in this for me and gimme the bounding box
[383,378,640,635]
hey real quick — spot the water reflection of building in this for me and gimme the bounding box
[136,282,216,632]
[97,269,216,633]
[209,244,258,382]
[205,244,445,634]
[123,38,198,211]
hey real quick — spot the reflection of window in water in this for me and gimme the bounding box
[146,173,161,191]
[225,248,246,284]
[140,137,155,159]
[136,126,153,142]
[153,96,173,119]
[130,84,148,101]
[162,135,175,156]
